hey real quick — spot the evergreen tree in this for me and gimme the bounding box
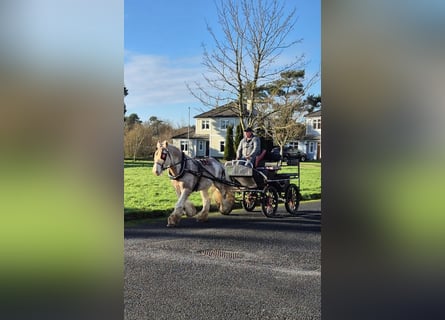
[224,125,235,160]
[305,94,321,112]
[126,113,142,129]
[124,86,129,120]
[234,123,243,153]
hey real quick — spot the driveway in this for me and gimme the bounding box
[125,200,321,320]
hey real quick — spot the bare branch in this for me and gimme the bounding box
[187,0,306,129]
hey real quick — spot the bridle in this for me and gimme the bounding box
[155,147,173,170]
[155,146,186,178]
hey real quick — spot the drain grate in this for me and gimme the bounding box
[197,249,242,259]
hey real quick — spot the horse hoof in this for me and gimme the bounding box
[167,223,176,227]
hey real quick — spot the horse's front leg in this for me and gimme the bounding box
[195,189,210,222]
[171,181,196,217]
[168,188,192,227]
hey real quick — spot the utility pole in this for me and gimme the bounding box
[188,106,191,156]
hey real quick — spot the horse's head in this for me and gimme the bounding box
[213,186,235,215]
[152,140,172,176]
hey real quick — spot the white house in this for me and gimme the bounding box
[171,105,240,158]
[171,104,321,161]
[301,110,321,160]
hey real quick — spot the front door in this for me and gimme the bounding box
[205,141,210,157]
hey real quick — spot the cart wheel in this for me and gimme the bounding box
[285,184,301,215]
[242,191,257,211]
[261,186,279,218]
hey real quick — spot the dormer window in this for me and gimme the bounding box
[201,120,210,130]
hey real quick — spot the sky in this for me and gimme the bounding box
[124,0,321,126]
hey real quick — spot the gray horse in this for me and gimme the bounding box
[153,141,234,227]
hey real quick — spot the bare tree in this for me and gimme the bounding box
[258,70,307,155]
[124,123,151,161]
[188,0,303,129]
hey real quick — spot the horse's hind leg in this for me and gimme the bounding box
[168,188,192,227]
[184,201,197,217]
[195,189,210,222]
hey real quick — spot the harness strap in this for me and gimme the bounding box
[169,155,233,189]
[191,167,203,192]
[185,159,220,191]
[167,152,187,180]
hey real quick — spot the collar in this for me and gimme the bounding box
[168,152,187,180]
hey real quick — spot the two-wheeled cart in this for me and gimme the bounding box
[224,160,302,217]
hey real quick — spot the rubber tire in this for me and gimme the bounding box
[285,184,300,215]
[242,191,257,212]
[261,186,279,218]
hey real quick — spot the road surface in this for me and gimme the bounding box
[125,200,321,320]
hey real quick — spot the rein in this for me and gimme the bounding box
[157,146,230,191]
[166,152,187,180]
[182,158,228,191]
[170,154,226,191]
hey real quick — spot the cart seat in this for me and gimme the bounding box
[255,149,267,167]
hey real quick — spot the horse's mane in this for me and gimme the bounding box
[166,143,182,157]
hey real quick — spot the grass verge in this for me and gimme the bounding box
[124,160,320,221]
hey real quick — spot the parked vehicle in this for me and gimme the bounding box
[283,147,307,161]
[269,147,282,161]
[270,146,307,162]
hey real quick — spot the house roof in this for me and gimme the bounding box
[305,110,321,118]
[194,103,239,118]
[170,126,208,139]
[171,132,209,139]
[302,133,321,141]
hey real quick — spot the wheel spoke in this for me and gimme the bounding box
[285,184,300,215]
[261,186,278,217]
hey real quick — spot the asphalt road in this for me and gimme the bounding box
[125,200,321,320]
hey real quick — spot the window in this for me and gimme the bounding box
[220,141,225,152]
[180,141,188,152]
[220,119,234,129]
[309,142,314,153]
[201,120,210,130]
[313,119,321,129]
[198,140,204,151]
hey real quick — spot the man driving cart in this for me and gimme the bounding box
[236,127,261,166]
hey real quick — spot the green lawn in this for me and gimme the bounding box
[124,160,321,218]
